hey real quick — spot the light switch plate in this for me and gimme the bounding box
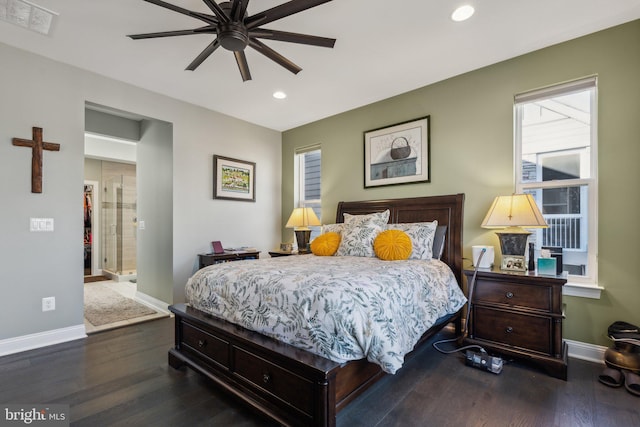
[30,218,54,232]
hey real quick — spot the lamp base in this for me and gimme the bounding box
[496,231,531,271]
[496,230,531,257]
[294,229,312,254]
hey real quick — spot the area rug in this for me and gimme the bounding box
[84,283,157,326]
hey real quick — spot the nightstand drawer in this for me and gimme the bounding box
[474,279,551,311]
[473,306,551,355]
[234,347,315,416]
[182,321,230,368]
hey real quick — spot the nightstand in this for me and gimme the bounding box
[463,267,568,380]
[198,250,260,269]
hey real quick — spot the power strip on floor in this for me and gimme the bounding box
[465,350,503,374]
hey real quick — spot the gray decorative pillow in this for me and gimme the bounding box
[386,220,438,260]
[321,223,343,235]
[336,210,390,257]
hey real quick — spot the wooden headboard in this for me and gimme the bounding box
[335,194,465,284]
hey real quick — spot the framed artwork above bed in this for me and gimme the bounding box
[364,116,430,188]
[213,155,256,202]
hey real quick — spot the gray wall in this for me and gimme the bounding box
[282,20,640,347]
[0,41,281,344]
[137,119,173,304]
[85,108,141,142]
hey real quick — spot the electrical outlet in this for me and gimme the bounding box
[42,297,55,312]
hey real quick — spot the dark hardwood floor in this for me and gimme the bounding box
[1,317,637,426]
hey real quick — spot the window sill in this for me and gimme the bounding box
[563,282,604,299]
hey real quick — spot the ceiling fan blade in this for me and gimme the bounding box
[128,26,215,40]
[186,39,221,71]
[143,0,217,24]
[246,0,333,29]
[230,0,249,21]
[202,0,229,23]
[249,38,301,75]
[234,50,252,81]
[249,29,335,48]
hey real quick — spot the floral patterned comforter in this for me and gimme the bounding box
[184,255,467,374]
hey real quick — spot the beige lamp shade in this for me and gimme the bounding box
[285,207,321,230]
[481,194,548,231]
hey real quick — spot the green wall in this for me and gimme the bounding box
[282,20,640,347]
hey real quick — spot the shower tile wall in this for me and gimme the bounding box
[102,161,136,275]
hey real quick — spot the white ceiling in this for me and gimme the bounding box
[1,1,639,131]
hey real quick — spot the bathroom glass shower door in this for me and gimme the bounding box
[102,175,137,277]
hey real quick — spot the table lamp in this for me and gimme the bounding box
[286,207,321,254]
[481,194,548,261]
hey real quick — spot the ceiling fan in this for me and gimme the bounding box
[128,0,336,81]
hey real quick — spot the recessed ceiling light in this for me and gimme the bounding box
[273,91,287,99]
[451,5,475,22]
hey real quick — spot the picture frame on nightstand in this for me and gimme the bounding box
[211,241,224,254]
[280,243,293,252]
[501,255,526,271]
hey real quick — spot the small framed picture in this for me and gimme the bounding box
[213,155,256,202]
[501,255,527,272]
[279,243,292,252]
[211,241,224,254]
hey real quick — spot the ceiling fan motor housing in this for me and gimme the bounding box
[218,22,249,51]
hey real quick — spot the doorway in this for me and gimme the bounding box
[83,102,174,332]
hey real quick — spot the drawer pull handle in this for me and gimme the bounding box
[198,339,206,348]
[505,292,514,299]
[262,373,271,384]
[506,326,513,333]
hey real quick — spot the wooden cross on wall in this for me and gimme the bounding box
[12,127,60,193]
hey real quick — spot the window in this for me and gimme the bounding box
[294,147,321,238]
[515,77,597,286]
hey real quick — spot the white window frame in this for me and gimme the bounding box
[514,77,602,298]
[294,146,322,238]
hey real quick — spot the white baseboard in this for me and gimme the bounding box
[135,291,171,315]
[0,325,86,357]
[565,339,607,364]
[0,322,606,365]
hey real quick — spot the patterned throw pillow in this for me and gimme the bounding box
[386,221,438,260]
[335,210,390,257]
[311,232,341,256]
[321,223,343,235]
[374,230,412,260]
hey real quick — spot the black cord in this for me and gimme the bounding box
[433,248,487,355]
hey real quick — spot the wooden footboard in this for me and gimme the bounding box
[169,303,460,427]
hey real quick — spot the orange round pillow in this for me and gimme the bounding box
[311,232,341,256]
[374,229,412,261]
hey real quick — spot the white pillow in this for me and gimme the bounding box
[386,221,438,260]
[335,210,390,257]
[321,223,343,235]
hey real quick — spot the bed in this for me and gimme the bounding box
[168,193,465,426]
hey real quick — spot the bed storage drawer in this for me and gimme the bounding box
[472,306,551,355]
[234,347,315,416]
[182,321,230,368]
[169,304,343,426]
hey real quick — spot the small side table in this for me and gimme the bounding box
[463,267,568,380]
[198,251,260,269]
